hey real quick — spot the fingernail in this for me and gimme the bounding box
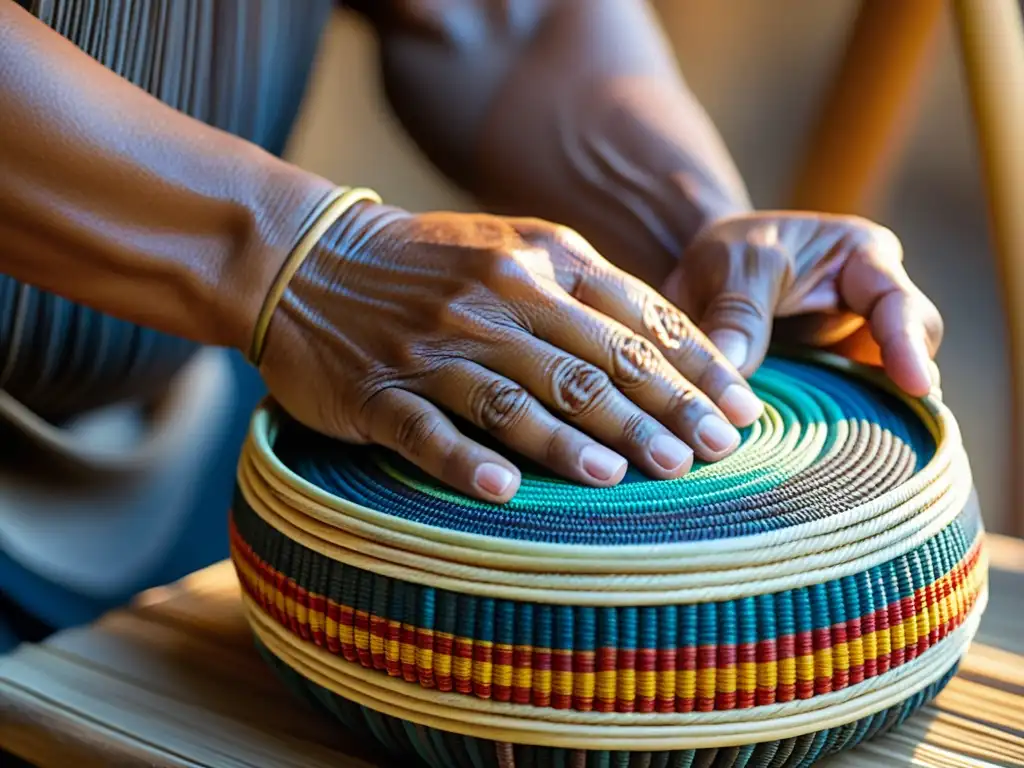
[475,463,516,496]
[581,445,628,481]
[696,414,740,454]
[711,329,749,370]
[649,434,693,472]
[720,384,763,427]
[908,334,934,394]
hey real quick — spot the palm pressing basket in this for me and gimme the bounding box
[231,352,987,768]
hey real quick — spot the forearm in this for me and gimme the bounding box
[365,0,752,285]
[0,3,335,351]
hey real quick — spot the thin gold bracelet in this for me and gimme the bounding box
[248,186,382,366]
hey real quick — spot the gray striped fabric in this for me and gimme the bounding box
[7,0,333,420]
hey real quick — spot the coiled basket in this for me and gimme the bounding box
[231,352,987,768]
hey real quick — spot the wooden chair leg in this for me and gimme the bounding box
[952,0,1024,537]
[789,0,944,214]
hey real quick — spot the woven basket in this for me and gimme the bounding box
[231,352,987,768]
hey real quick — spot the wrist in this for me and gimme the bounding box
[257,198,411,368]
[211,157,337,352]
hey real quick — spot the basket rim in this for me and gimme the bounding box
[237,350,973,592]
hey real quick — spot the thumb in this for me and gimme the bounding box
[699,280,777,377]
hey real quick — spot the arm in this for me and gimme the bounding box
[357,0,941,395]
[0,2,335,351]
[0,2,761,504]
[352,0,751,285]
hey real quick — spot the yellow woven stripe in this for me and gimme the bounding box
[433,632,453,679]
[756,659,777,692]
[832,639,850,674]
[230,538,985,706]
[494,644,514,689]
[401,627,417,667]
[637,669,658,700]
[676,669,696,700]
[715,664,737,696]
[597,669,616,702]
[338,623,354,647]
[534,664,552,699]
[416,629,434,671]
[617,667,636,703]
[386,621,402,668]
[512,652,533,691]
[778,657,797,687]
[574,651,595,701]
[657,667,677,702]
[737,662,757,693]
[553,649,573,697]
[353,610,370,652]
[813,647,833,681]
[697,667,716,701]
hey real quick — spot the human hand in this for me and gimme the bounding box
[661,212,943,397]
[259,203,764,502]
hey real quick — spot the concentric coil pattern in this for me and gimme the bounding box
[11,0,330,419]
[232,354,987,768]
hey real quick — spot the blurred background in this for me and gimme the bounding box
[283,0,1012,534]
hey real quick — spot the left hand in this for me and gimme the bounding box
[661,212,942,397]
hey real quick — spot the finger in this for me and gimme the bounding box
[838,234,943,397]
[479,331,699,476]
[927,359,942,400]
[359,386,521,503]
[530,227,763,428]
[416,360,628,486]
[697,277,778,381]
[528,299,743,462]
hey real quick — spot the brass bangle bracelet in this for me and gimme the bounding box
[248,186,382,366]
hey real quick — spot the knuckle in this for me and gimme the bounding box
[550,358,613,417]
[532,223,599,273]
[473,379,532,432]
[620,412,655,449]
[707,291,768,327]
[385,338,425,369]
[478,248,536,292]
[868,223,904,262]
[642,297,696,352]
[431,300,484,336]
[543,423,577,466]
[611,333,660,387]
[394,408,442,457]
[422,298,523,344]
[667,386,710,427]
[551,224,591,255]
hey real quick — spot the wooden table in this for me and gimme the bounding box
[0,537,1022,768]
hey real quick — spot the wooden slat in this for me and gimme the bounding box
[788,0,944,215]
[952,0,1024,539]
[0,538,1021,767]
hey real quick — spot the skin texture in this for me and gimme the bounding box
[359,0,941,396]
[261,202,763,502]
[665,212,943,397]
[0,3,337,351]
[0,0,942,501]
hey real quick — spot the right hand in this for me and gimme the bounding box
[259,202,764,503]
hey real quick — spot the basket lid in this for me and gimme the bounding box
[259,354,950,549]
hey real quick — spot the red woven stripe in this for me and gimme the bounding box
[228,516,983,716]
